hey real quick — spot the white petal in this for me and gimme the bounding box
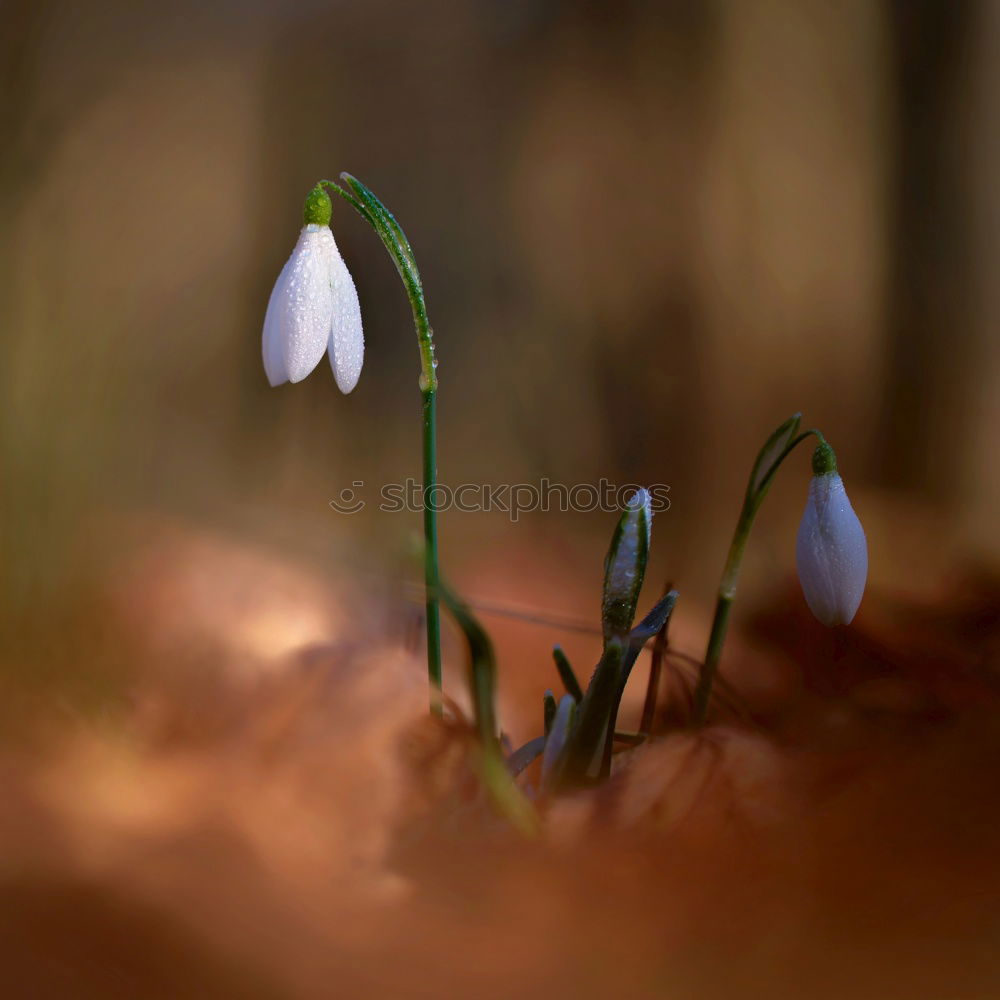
[274,225,336,384]
[326,236,364,394]
[796,473,868,625]
[262,256,291,386]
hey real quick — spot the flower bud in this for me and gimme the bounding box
[796,444,868,626]
[602,488,652,639]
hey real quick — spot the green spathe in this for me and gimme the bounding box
[812,441,838,477]
[303,184,332,226]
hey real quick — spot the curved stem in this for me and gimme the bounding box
[323,177,437,391]
[692,427,826,725]
[323,176,442,710]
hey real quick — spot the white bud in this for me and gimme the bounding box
[262,224,364,392]
[796,472,868,626]
[602,488,652,639]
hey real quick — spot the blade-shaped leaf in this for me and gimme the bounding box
[749,413,802,498]
[541,695,578,791]
[554,638,625,788]
[543,690,557,735]
[480,747,540,836]
[322,179,378,230]
[627,589,679,644]
[332,172,437,392]
[639,586,674,736]
[340,172,418,273]
[437,577,497,746]
[506,736,546,777]
[553,645,584,702]
[600,590,679,776]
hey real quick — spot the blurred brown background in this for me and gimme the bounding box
[2,0,998,701]
[3,4,1000,998]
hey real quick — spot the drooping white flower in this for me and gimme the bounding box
[796,444,868,626]
[262,186,363,393]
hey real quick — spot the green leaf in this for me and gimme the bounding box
[536,594,679,793]
[433,577,537,834]
[626,589,679,645]
[552,645,584,702]
[749,413,802,498]
[480,747,540,836]
[320,179,377,229]
[506,736,546,777]
[340,172,418,273]
[543,690,557,735]
[639,587,674,736]
[328,173,437,392]
[436,576,497,747]
[599,590,679,775]
[541,695,578,792]
[554,638,625,788]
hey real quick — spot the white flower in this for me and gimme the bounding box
[262,223,363,392]
[796,468,868,626]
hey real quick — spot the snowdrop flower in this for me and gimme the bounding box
[796,443,868,626]
[262,185,363,392]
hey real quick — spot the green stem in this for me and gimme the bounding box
[692,507,751,724]
[638,583,673,735]
[323,175,441,711]
[692,425,826,725]
[423,387,443,713]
